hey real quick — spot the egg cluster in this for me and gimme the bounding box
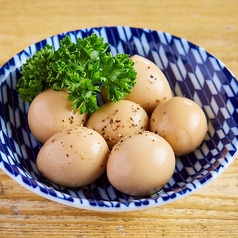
[28,54,207,196]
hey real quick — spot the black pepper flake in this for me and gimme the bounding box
[66,128,72,134]
[102,125,107,131]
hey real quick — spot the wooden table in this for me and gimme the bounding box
[0,0,238,237]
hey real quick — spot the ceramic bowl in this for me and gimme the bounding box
[0,26,237,212]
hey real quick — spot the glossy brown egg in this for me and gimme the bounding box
[106,131,175,196]
[150,96,208,156]
[28,88,87,143]
[36,126,109,187]
[124,54,173,115]
[86,100,149,149]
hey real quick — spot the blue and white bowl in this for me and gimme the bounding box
[0,26,237,212]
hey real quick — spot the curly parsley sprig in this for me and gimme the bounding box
[16,34,137,114]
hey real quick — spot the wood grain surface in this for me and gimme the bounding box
[0,0,238,237]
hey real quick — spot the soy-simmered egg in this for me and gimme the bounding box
[124,54,173,115]
[150,96,208,156]
[106,131,175,196]
[86,100,149,149]
[27,88,87,143]
[37,126,109,187]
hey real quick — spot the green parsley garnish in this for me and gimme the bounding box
[16,34,137,114]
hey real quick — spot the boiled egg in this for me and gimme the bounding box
[150,96,208,156]
[124,54,173,115]
[86,100,149,149]
[36,126,109,187]
[27,88,87,143]
[106,131,175,196]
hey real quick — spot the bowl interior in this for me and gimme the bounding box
[0,26,237,211]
